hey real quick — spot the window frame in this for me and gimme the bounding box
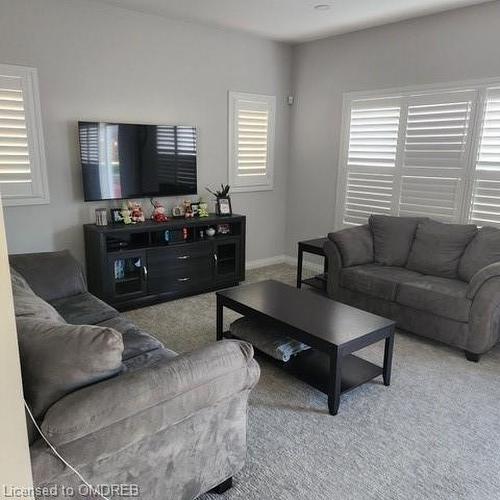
[228,91,276,193]
[0,63,49,206]
[335,77,500,229]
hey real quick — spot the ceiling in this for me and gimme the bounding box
[95,0,492,43]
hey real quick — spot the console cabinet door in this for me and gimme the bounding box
[214,238,241,284]
[107,250,148,301]
[147,242,214,294]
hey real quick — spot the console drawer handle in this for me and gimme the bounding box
[177,277,190,282]
[178,255,190,260]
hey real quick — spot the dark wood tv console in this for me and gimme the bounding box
[84,214,246,310]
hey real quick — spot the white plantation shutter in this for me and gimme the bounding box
[470,88,500,226]
[0,65,49,205]
[339,98,401,225]
[229,92,275,192]
[337,86,483,227]
[398,91,476,222]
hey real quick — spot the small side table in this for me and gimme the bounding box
[297,237,328,291]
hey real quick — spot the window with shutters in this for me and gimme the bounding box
[0,64,49,206]
[469,88,500,226]
[228,91,275,192]
[336,80,500,228]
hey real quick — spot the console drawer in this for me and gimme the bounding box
[147,244,214,294]
[149,242,212,264]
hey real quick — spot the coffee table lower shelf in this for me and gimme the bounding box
[224,331,384,411]
[286,349,383,395]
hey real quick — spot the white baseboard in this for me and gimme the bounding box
[245,255,287,270]
[246,254,324,273]
[284,255,324,273]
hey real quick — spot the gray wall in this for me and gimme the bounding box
[0,0,292,264]
[287,1,500,257]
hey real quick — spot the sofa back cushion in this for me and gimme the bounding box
[9,250,87,302]
[329,225,373,267]
[369,215,425,266]
[406,220,477,278]
[16,318,124,419]
[458,226,500,282]
[11,268,65,323]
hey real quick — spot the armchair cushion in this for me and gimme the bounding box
[97,316,164,360]
[396,276,471,322]
[458,226,500,282]
[406,220,477,278]
[16,318,124,419]
[369,215,425,266]
[40,340,259,446]
[10,250,87,302]
[329,225,373,267]
[51,291,119,325]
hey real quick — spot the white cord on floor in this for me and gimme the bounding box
[24,401,111,500]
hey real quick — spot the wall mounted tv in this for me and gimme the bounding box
[79,121,198,201]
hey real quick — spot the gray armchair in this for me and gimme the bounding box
[10,250,260,499]
[324,216,500,361]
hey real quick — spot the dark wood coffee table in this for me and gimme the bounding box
[216,280,395,415]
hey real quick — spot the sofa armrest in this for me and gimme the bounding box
[467,262,500,299]
[324,239,342,298]
[468,276,500,353]
[40,340,260,446]
[327,225,374,268]
[9,250,87,302]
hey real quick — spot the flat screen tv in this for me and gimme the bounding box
[79,121,197,201]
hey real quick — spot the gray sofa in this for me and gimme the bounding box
[10,250,260,500]
[324,216,500,361]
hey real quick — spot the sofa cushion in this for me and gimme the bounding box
[51,291,119,325]
[329,225,373,267]
[396,276,471,322]
[458,226,500,282]
[11,269,65,323]
[406,220,477,278]
[369,215,425,266]
[16,318,124,419]
[339,264,423,301]
[10,250,87,302]
[97,316,164,361]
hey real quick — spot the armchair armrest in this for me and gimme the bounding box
[41,340,260,446]
[467,262,500,299]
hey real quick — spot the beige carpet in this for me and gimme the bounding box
[125,264,500,500]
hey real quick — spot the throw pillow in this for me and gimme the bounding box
[458,226,500,282]
[329,225,374,267]
[406,220,477,278]
[369,215,426,266]
[16,318,124,419]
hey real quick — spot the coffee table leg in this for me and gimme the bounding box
[328,348,342,415]
[297,245,303,289]
[383,329,395,386]
[216,296,224,341]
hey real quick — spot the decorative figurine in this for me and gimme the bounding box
[183,200,194,218]
[151,199,168,223]
[129,201,145,223]
[120,202,132,225]
[198,201,209,218]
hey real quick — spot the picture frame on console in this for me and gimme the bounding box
[217,197,232,216]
